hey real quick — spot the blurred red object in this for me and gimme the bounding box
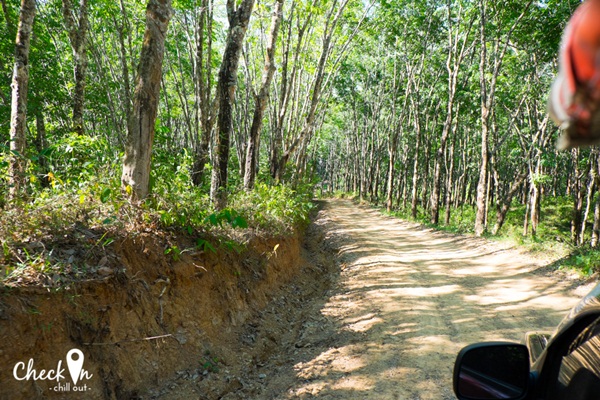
[549,0,600,149]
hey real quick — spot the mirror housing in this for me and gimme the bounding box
[525,332,550,363]
[453,342,531,400]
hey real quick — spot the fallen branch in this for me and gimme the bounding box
[83,334,174,346]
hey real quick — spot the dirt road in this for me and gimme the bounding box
[249,199,593,399]
[153,199,593,400]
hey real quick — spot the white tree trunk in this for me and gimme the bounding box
[8,0,36,201]
[121,0,172,200]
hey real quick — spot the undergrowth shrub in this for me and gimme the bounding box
[1,157,315,285]
[49,133,120,185]
[0,152,7,208]
[230,183,315,234]
[561,248,600,276]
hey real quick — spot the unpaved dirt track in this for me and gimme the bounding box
[155,199,593,399]
[254,199,593,399]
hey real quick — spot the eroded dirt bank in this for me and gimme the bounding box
[0,224,312,399]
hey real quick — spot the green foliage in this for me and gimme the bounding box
[558,247,600,277]
[164,245,182,262]
[200,352,220,373]
[196,239,216,254]
[221,240,244,255]
[0,153,8,208]
[204,209,248,229]
[231,183,315,233]
[0,143,315,284]
[49,133,117,184]
[142,148,212,230]
[0,180,122,285]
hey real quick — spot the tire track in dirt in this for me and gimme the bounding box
[260,199,592,399]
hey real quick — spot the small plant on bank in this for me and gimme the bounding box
[200,352,220,373]
[231,183,315,233]
[557,247,600,277]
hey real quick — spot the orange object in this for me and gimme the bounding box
[549,0,600,148]
[569,1,600,88]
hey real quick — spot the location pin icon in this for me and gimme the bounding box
[66,349,84,385]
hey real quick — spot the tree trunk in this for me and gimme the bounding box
[115,0,132,131]
[244,0,283,190]
[431,3,473,225]
[268,4,295,182]
[530,179,540,238]
[386,133,397,212]
[121,0,172,201]
[444,123,457,225]
[474,1,489,236]
[210,0,255,209]
[8,0,36,201]
[421,133,431,212]
[191,0,215,186]
[275,0,350,182]
[474,0,533,236]
[411,103,421,218]
[572,149,583,244]
[523,190,530,237]
[580,152,598,245]
[385,56,405,212]
[492,172,527,235]
[592,170,600,247]
[34,108,50,188]
[62,0,89,135]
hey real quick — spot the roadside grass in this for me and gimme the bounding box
[0,160,314,287]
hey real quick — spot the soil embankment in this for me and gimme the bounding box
[0,223,312,399]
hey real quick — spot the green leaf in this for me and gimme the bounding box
[207,213,219,227]
[232,216,248,229]
[100,188,112,203]
[149,174,156,194]
[197,239,216,253]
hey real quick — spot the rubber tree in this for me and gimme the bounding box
[121,0,172,201]
[190,0,215,187]
[8,0,36,201]
[474,0,532,236]
[243,0,283,190]
[272,0,351,183]
[61,0,89,135]
[210,0,255,209]
[430,1,475,225]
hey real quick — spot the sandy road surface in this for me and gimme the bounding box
[256,199,593,399]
